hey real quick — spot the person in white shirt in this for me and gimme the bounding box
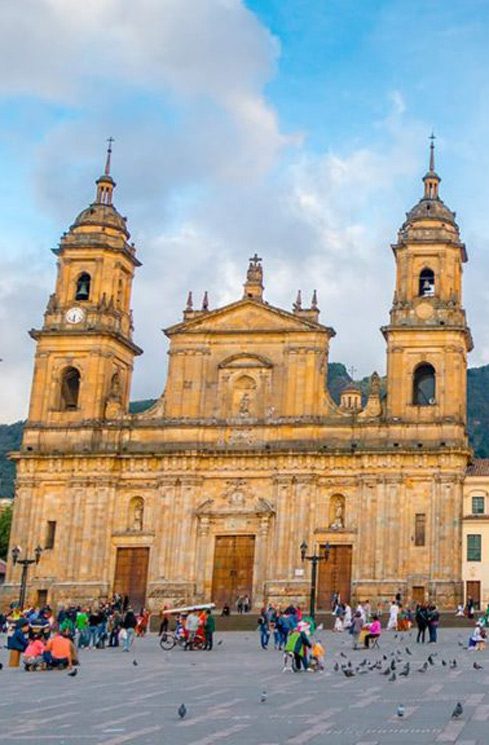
[185,612,199,650]
[387,601,399,631]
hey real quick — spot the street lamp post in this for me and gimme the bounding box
[11,545,43,610]
[300,540,330,619]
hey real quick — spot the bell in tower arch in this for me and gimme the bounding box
[75,272,91,301]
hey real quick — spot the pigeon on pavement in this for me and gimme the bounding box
[260,690,267,703]
[474,661,484,670]
[178,704,187,720]
[67,668,78,677]
[132,659,138,666]
[405,647,412,656]
[388,672,396,682]
[451,702,463,719]
[397,704,405,717]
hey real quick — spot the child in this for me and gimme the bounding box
[23,634,46,671]
[310,640,325,671]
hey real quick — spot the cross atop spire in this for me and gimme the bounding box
[105,136,114,176]
[96,137,116,205]
[243,254,264,301]
[429,132,436,172]
[422,132,440,200]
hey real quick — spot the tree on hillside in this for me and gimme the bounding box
[0,502,12,560]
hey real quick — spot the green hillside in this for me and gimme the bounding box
[1,363,489,498]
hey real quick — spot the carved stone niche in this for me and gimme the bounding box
[329,493,346,530]
[194,479,275,530]
[217,353,273,419]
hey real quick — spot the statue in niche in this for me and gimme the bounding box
[129,497,144,532]
[239,392,251,416]
[330,495,345,529]
[232,374,256,417]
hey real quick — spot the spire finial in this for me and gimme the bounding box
[186,291,193,311]
[243,254,264,301]
[202,291,209,311]
[293,290,302,312]
[105,136,114,176]
[311,289,318,310]
[429,132,436,172]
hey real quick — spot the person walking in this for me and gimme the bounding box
[257,612,270,649]
[121,608,137,652]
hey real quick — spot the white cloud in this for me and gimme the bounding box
[0,0,472,422]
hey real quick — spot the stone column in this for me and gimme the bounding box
[254,514,272,608]
[195,516,211,600]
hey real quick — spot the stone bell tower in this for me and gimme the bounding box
[27,140,142,425]
[383,136,472,434]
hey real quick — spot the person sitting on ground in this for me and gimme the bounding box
[364,614,381,648]
[23,634,46,671]
[468,622,486,651]
[43,629,74,669]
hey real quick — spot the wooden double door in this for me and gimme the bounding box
[317,544,352,609]
[211,535,255,608]
[466,581,481,610]
[113,547,149,611]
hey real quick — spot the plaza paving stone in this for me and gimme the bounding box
[1,628,489,744]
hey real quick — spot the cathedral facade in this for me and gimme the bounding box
[2,142,472,611]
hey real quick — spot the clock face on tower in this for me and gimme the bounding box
[65,307,86,325]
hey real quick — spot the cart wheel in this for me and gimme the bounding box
[193,637,205,650]
[159,633,176,651]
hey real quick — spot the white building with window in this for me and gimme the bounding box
[463,460,489,610]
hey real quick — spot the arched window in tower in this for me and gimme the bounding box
[129,497,144,532]
[413,363,436,406]
[419,268,435,297]
[75,272,91,301]
[60,367,81,410]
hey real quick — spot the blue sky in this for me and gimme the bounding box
[2,0,489,421]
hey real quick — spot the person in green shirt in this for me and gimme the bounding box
[204,610,216,651]
[75,609,89,649]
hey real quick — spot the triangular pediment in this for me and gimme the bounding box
[165,299,332,336]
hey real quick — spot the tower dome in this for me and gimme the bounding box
[401,134,457,235]
[69,138,130,239]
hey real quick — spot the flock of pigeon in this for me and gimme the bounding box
[329,631,478,721]
[60,630,478,725]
